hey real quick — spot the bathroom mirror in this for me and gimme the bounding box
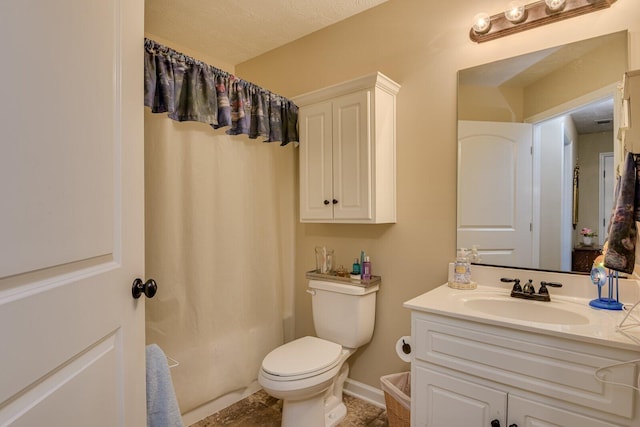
[457,31,628,273]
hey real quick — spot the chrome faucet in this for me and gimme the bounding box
[501,278,563,302]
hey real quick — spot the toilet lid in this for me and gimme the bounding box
[262,336,342,377]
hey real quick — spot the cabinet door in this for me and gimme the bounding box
[332,90,372,220]
[414,366,507,427]
[508,395,624,427]
[299,101,334,221]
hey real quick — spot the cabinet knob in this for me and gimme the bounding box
[491,420,500,427]
[323,200,330,205]
[332,199,338,204]
[509,425,518,427]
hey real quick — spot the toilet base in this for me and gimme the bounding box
[281,395,325,427]
[260,348,355,427]
[324,397,346,427]
[278,367,349,427]
[279,389,348,427]
[324,361,350,426]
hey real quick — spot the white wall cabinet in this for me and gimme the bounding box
[410,312,639,427]
[295,72,400,223]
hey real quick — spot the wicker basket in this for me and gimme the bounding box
[380,372,411,427]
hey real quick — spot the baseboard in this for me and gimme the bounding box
[343,378,386,409]
[181,381,262,426]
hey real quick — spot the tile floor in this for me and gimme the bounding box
[190,390,388,427]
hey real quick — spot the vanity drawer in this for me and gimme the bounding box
[412,313,637,418]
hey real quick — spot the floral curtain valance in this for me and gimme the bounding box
[144,38,298,146]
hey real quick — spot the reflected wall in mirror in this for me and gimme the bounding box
[457,31,627,274]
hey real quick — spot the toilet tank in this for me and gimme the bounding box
[308,279,379,349]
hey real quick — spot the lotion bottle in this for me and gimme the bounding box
[362,256,372,280]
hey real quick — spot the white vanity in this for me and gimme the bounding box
[404,265,640,427]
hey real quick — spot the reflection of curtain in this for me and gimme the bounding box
[144,109,295,414]
[144,38,298,145]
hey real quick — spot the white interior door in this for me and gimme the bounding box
[458,121,534,268]
[0,0,145,425]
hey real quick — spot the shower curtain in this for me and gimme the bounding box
[144,109,296,414]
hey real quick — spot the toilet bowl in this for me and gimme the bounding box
[258,279,379,427]
[258,336,355,427]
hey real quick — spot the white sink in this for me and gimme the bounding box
[404,270,640,349]
[463,296,590,325]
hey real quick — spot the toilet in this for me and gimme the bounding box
[258,279,379,427]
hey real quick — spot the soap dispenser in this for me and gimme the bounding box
[449,249,476,290]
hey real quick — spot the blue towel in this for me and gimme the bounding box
[146,344,184,427]
[604,152,639,274]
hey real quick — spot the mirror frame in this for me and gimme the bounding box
[457,31,628,275]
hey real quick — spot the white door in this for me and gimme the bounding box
[0,0,145,426]
[457,121,534,268]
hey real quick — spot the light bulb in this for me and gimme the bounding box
[505,1,526,23]
[472,12,491,34]
[545,0,566,12]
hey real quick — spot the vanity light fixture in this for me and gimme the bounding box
[472,12,492,34]
[470,0,617,43]
[505,1,526,23]
[545,0,567,12]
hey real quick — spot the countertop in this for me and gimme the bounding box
[404,283,640,352]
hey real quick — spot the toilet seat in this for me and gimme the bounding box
[261,336,343,381]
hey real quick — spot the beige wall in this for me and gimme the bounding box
[458,84,524,122]
[236,0,640,389]
[524,33,627,118]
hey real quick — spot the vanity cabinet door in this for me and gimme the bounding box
[508,395,626,427]
[413,366,507,427]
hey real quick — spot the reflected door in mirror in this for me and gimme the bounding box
[458,121,534,268]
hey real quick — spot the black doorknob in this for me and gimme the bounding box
[132,278,157,299]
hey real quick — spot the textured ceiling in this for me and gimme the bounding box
[145,0,388,66]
